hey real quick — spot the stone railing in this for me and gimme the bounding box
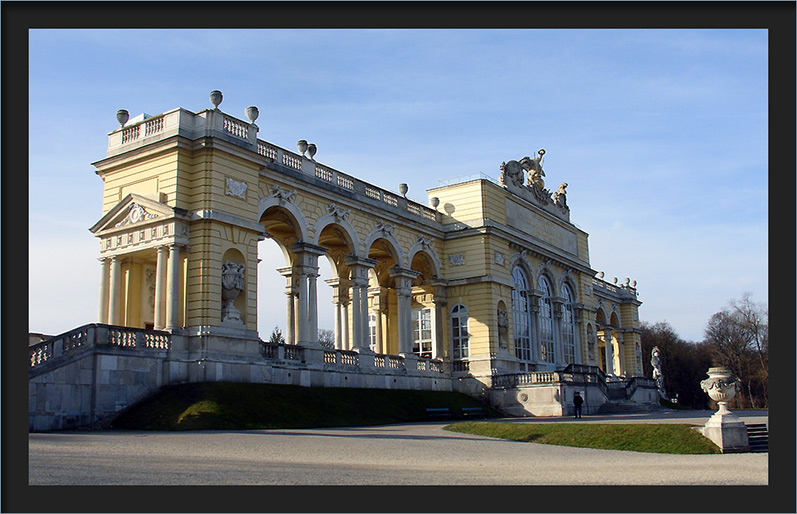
[592,277,638,299]
[29,324,171,374]
[120,114,166,144]
[491,365,657,402]
[108,106,439,226]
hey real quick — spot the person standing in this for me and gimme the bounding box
[573,391,584,419]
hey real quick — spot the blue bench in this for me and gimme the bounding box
[461,407,486,418]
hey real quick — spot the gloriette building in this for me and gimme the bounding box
[29,92,657,430]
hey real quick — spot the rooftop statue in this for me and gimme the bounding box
[525,149,546,190]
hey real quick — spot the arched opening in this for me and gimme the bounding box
[317,223,354,348]
[257,205,300,342]
[367,237,401,355]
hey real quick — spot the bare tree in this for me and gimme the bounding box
[318,329,335,350]
[704,294,768,408]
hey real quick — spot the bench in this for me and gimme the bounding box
[461,407,486,418]
[425,407,452,419]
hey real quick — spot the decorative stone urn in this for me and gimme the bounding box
[221,260,245,327]
[307,143,317,160]
[245,106,259,124]
[399,183,408,197]
[116,109,129,127]
[700,367,739,414]
[699,367,749,453]
[297,139,308,157]
[209,90,223,109]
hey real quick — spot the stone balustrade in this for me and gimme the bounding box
[107,107,439,226]
[29,324,171,376]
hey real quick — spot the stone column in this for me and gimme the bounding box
[344,256,378,351]
[98,257,110,324]
[369,287,387,353]
[359,281,369,350]
[552,297,565,367]
[528,291,541,364]
[326,277,350,350]
[333,297,342,349]
[430,282,447,359]
[603,328,615,376]
[296,269,309,344]
[349,278,361,348]
[616,332,625,376]
[108,256,122,325]
[573,308,583,365]
[153,246,168,329]
[165,245,181,329]
[289,242,327,345]
[389,267,419,355]
[341,298,350,350]
[278,267,295,344]
[308,269,319,344]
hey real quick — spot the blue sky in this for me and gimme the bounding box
[28,29,768,342]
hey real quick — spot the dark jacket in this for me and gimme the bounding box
[573,394,583,407]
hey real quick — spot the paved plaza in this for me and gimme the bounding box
[28,410,767,486]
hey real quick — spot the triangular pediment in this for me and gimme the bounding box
[90,193,175,234]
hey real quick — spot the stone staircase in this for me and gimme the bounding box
[746,423,768,453]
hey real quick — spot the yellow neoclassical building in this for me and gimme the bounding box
[29,92,656,430]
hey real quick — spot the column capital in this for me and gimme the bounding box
[344,255,378,269]
[289,241,328,256]
[388,266,420,279]
[325,277,351,289]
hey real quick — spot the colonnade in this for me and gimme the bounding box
[97,244,183,329]
[275,243,437,357]
[596,326,624,377]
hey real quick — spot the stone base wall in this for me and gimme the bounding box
[29,347,169,431]
[29,327,659,431]
[29,330,455,431]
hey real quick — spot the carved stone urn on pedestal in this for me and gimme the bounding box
[699,367,749,453]
[221,260,245,328]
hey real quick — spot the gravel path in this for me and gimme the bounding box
[29,411,768,486]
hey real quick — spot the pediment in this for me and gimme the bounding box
[90,193,175,234]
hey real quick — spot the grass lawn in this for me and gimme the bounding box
[111,382,498,430]
[443,422,721,454]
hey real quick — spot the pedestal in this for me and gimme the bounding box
[701,404,750,453]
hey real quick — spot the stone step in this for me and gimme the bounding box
[746,424,768,453]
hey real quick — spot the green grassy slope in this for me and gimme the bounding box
[444,422,721,454]
[111,382,497,430]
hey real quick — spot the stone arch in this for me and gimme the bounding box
[510,251,535,284]
[364,227,404,269]
[609,309,621,328]
[258,195,310,267]
[536,260,556,288]
[595,305,608,326]
[312,209,362,257]
[406,237,442,280]
[558,269,579,298]
[257,193,310,242]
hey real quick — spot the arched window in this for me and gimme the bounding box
[538,275,555,364]
[450,303,469,360]
[512,267,532,361]
[562,283,576,364]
